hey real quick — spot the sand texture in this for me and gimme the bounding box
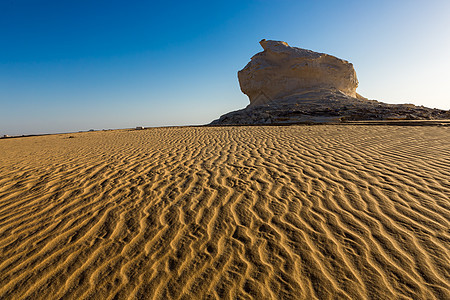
[0,125,449,299]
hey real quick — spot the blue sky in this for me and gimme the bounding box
[1,0,449,135]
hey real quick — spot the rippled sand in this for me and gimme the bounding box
[0,125,449,299]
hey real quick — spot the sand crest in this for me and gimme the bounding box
[0,125,449,299]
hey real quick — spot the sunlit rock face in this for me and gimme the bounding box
[238,39,359,106]
[210,40,450,125]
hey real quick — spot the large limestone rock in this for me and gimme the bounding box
[239,39,360,106]
[211,40,450,125]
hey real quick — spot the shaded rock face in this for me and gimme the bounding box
[211,39,450,125]
[238,39,359,106]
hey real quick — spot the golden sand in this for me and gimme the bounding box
[0,125,449,299]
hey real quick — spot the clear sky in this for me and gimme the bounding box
[1,0,449,136]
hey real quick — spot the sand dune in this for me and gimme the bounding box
[0,125,449,299]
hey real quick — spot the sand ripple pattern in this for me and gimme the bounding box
[0,126,449,299]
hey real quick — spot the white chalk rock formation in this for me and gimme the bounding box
[238,39,360,106]
[210,40,450,125]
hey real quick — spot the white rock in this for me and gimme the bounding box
[238,39,359,106]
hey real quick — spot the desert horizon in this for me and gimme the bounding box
[2,118,450,140]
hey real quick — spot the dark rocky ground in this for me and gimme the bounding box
[211,90,450,125]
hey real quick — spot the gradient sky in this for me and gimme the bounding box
[1,0,449,136]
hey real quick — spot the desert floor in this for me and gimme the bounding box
[0,125,449,299]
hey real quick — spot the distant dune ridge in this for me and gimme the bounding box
[212,40,450,124]
[0,126,449,299]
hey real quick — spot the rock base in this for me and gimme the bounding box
[211,90,450,125]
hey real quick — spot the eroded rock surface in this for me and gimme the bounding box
[211,40,449,125]
[211,89,450,125]
[239,39,359,106]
